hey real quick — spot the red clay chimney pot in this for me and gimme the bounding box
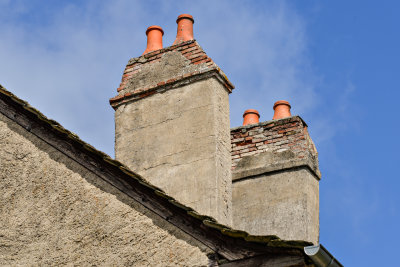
[142,25,164,55]
[243,109,260,126]
[272,100,292,120]
[173,14,194,45]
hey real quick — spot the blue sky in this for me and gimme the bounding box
[1,1,399,265]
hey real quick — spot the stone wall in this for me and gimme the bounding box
[0,112,213,266]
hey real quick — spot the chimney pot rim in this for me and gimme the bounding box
[273,100,291,110]
[146,25,164,36]
[243,109,260,118]
[176,14,194,23]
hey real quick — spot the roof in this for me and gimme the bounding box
[0,84,313,263]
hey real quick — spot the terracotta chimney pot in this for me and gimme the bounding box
[173,14,194,45]
[142,25,164,55]
[243,109,260,126]
[272,100,292,120]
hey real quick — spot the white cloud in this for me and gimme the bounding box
[0,0,334,156]
[0,0,150,156]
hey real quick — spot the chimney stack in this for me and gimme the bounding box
[231,102,320,244]
[173,14,194,45]
[110,15,321,242]
[142,25,164,55]
[110,15,234,226]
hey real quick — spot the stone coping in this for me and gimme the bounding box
[230,116,308,132]
[110,69,231,109]
[232,149,321,181]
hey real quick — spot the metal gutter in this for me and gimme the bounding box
[304,244,343,267]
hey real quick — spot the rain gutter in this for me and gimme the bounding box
[304,244,343,267]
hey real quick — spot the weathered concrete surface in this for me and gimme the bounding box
[115,75,232,226]
[232,150,319,244]
[122,50,209,95]
[232,149,320,181]
[0,112,213,266]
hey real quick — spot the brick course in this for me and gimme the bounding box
[230,116,318,169]
[110,40,234,108]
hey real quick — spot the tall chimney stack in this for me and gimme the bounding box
[110,15,234,225]
[231,102,320,244]
[110,15,321,242]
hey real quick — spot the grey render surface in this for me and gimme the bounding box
[232,158,319,244]
[0,112,213,266]
[115,50,232,226]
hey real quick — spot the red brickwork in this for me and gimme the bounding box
[230,116,317,169]
[116,40,215,93]
[110,40,234,108]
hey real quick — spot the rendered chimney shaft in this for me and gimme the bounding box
[142,26,164,55]
[173,14,194,45]
[272,100,291,120]
[242,109,260,126]
[111,15,233,226]
[231,101,320,244]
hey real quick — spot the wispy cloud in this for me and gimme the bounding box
[0,0,150,155]
[0,0,352,156]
